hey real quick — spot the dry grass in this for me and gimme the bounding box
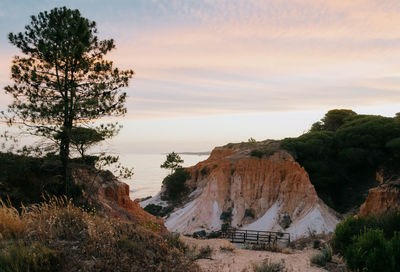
[0,200,25,239]
[0,196,200,271]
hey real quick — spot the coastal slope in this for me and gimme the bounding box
[157,142,340,238]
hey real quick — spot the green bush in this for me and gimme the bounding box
[143,204,163,215]
[244,208,255,218]
[250,149,264,158]
[333,212,400,254]
[346,229,395,272]
[310,244,332,267]
[376,211,400,239]
[200,167,209,176]
[310,253,327,267]
[143,204,173,217]
[162,168,191,202]
[391,232,400,270]
[333,216,378,253]
[0,242,60,272]
[221,223,230,232]
[220,208,232,222]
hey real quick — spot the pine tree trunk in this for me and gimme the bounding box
[60,127,70,195]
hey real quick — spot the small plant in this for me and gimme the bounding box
[196,245,213,260]
[244,208,255,218]
[200,166,209,176]
[164,233,186,251]
[220,208,233,222]
[221,223,230,232]
[220,246,234,252]
[250,149,264,158]
[311,244,332,267]
[252,259,287,272]
[279,213,291,229]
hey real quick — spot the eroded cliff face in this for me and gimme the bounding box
[359,183,400,217]
[71,167,167,234]
[164,145,340,238]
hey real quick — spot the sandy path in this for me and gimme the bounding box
[180,236,327,272]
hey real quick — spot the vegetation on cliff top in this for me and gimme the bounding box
[281,109,400,212]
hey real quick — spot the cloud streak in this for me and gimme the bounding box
[1,0,400,121]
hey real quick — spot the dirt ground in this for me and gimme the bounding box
[180,236,328,272]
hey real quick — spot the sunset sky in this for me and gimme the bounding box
[1,0,400,153]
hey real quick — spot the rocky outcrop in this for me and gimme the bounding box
[71,167,167,234]
[160,142,340,238]
[359,182,400,217]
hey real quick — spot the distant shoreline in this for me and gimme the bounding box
[162,152,211,156]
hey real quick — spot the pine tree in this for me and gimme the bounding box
[3,7,134,193]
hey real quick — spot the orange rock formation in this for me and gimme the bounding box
[72,168,166,234]
[165,145,339,238]
[359,184,400,217]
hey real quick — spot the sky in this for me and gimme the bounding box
[0,0,399,153]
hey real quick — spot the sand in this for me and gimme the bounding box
[180,236,328,272]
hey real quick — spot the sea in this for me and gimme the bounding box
[117,153,209,200]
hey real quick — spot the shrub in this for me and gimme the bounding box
[221,223,230,232]
[346,229,395,272]
[144,204,173,217]
[333,212,400,254]
[311,244,332,267]
[244,208,255,218]
[162,168,191,202]
[200,166,209,176]
[0,242,59,272]
[196,246,213,259]
[143,203,163,215]
[164,233,186,251]
[376,211,400,239]
[391,232,400,270]
[220,208,232,222]
[310,253,327,267]
[250,149,264,158]
[333,215,378,253]
[252,259,287,272]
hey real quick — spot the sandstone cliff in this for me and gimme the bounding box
[71,167,167,234]
[152,142,340,238]
[359,181,400,217]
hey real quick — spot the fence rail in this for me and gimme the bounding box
[222,228,290,247]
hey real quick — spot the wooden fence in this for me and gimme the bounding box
[223,228,291,247]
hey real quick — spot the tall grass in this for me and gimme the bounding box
[0,196,200,271]
[0,200,25,239]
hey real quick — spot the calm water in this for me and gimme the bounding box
[118,153,209,200]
